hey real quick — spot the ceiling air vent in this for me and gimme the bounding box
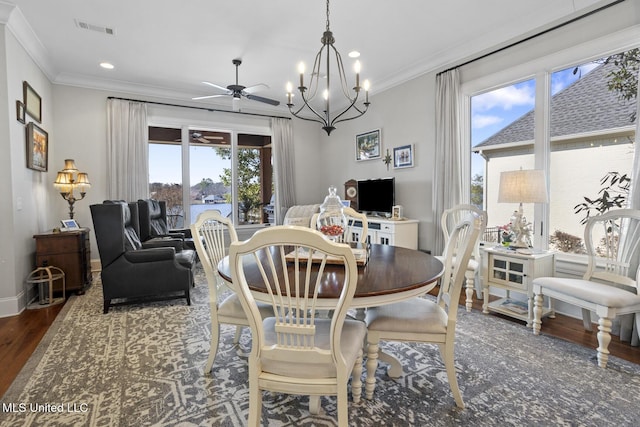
[75,19,116,36]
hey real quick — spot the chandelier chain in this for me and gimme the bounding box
[326,0,330,32]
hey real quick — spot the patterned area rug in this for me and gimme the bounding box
[2,270,640,427]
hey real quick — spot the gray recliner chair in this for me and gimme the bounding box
[91,201,196,313]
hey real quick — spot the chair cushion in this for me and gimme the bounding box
[366,298,448,334]
[533,277,640,309]
[218,293,273,320]
[434,255,478,272]
[260,318,366,379]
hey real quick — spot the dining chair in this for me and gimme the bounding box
[438,204,487,312]
[532,208,640,368]
[364,212,482,408]
[311,206,369,244]
[190,210,272,375]
[229,225,366,426]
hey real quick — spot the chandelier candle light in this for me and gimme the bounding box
[286,0,370,135]
[53,159,91,219]
[497,169,549,248]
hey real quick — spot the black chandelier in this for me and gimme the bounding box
[286,0,370,135]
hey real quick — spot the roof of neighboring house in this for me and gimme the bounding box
[474,61,637,149]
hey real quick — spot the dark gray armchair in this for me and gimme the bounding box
[137,199,195,251]
[91,201,196,313]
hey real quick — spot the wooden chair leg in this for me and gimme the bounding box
[365,335,379,400]
[233,325,243,344]
[596,317,612,368]
[351,348,363,404]
[464,271,474,312]
[205,323,221,375]
[533,293,543,335]
[442,339,464,409]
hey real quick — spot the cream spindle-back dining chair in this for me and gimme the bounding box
[230,225,366,427]
[311,206,369,244]
[190,210,272,375]
[533,208,640,368]
[365,213,482,408]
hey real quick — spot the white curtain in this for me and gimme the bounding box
[271,118,296,224]
[106,99,149,200]
[433,69,467,255]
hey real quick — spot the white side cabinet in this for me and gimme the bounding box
[351,217,418,250]
[481,246,554,326]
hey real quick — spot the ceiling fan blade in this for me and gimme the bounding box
[245,93,280,106]
[192,94,228,100]
[243,83,269,94]
[202,81,230,92]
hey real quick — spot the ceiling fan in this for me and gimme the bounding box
[192,59,280,107]
[173,132,226,144]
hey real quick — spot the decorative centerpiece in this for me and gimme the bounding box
[317,186,347,241]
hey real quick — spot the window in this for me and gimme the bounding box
[548,53,636,253]
[469,48,637,252]
[148,126,274,227]
[471,79,536,242]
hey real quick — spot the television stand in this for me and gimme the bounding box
[351,216,418,249]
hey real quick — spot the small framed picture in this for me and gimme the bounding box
[60,219,80,231]
[355,129,381,161]
[392,205,403,220]
[16,100,25,123]
[393,144,414,169]
[26,122,48,172]
[23,81,42,123]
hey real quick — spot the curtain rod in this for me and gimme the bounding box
[438,0,626,75]
[107,96,291,120]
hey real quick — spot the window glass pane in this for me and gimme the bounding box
[237,134,273,225]
[471,79,536,243]
[189,130,232,225]
[148,127,184,228]
[549,50,636,253]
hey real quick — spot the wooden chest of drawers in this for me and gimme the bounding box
[33,228,92,294]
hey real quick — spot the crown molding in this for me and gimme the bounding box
[2,1,57,81]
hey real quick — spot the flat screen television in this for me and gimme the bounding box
[357,178,395,215]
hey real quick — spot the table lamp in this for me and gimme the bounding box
[497,169,549,248]
[53,159,91,219]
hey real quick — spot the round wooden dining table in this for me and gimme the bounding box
[217,243,444,309]
[217,243,444,401]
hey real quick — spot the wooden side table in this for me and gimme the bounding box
[33,228,92,294]
[481,246,555,327]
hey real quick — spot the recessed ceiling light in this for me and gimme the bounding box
[100,62,114,70]
[348,51,360,58]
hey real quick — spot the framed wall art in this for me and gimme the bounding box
[23,81,42,123]
[393,144,414,169]
[355,129,381,161]
[26,122,48,172]
[16,100,25,123]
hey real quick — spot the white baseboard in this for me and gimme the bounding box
[0,292,26,318]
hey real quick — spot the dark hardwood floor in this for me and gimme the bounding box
[1,291,639,398]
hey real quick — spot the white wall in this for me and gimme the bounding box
[315,72,438,252]
[1,25,53,315]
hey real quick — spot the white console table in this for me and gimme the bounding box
[351,217,418,250]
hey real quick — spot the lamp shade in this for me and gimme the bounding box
[61,159,78,173]
[53,172,73,193]
[75,172,91,192]
[498,169,549,204]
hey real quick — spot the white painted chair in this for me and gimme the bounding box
[190,210,272,375]
[437,204,487,311]
[364,213,482,408]
[533,208,640,368]
[229,226,366,426]
[311,206,369,244]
